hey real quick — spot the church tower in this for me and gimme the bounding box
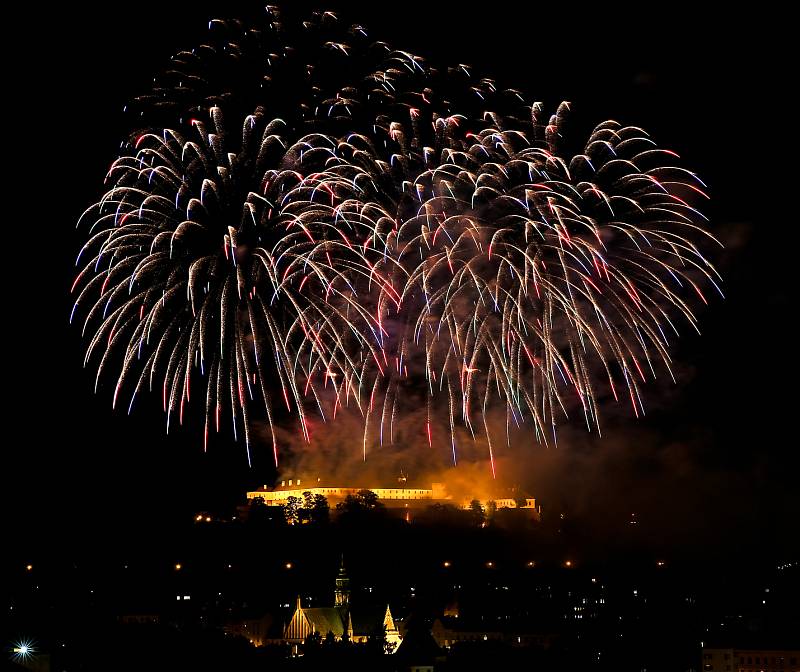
[334,556,350,607]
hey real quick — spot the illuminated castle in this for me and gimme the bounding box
[246,473,538,515]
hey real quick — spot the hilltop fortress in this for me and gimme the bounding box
[246,474,539,518]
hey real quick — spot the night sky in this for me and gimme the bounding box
[6,2,796,565]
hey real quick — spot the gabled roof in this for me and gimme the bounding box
[302,607,347,637]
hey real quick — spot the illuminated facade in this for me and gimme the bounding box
[246,477,537,513]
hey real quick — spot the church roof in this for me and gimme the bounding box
[297,604,391,638]
[302,607,347,637]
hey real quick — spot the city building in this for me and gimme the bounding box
[429,616,556,650]
[701,647,799,672]
[283,558,402,651]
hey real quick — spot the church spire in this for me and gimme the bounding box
[335,555,350,607]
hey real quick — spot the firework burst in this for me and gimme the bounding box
[72,106,393,466]
[72,9,721,471]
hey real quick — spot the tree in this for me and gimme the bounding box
[302,631,322,658]
[247,496,285,527]
[295,491,330,525]
[283,496,302,525]
[485,500,497,520]
[248,496,268,523]
[307,493,330,525]
[336,490,385,515]
[469,499,485,526]
[366,624,396,656]
[355,489,381,509]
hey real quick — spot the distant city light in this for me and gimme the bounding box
[443,561,451,568]
[175,563,182,571]
[25,564,32,571]
[285,563,293,569]
[564,560,573,568]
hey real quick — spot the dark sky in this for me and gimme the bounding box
[6,2,795,559]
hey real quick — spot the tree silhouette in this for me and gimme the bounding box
[283,496,302,525]
[335,490,386,522]
[469,499,485,526]
[303,491,330,525]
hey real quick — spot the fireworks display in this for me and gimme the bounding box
[72,7,721,471]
